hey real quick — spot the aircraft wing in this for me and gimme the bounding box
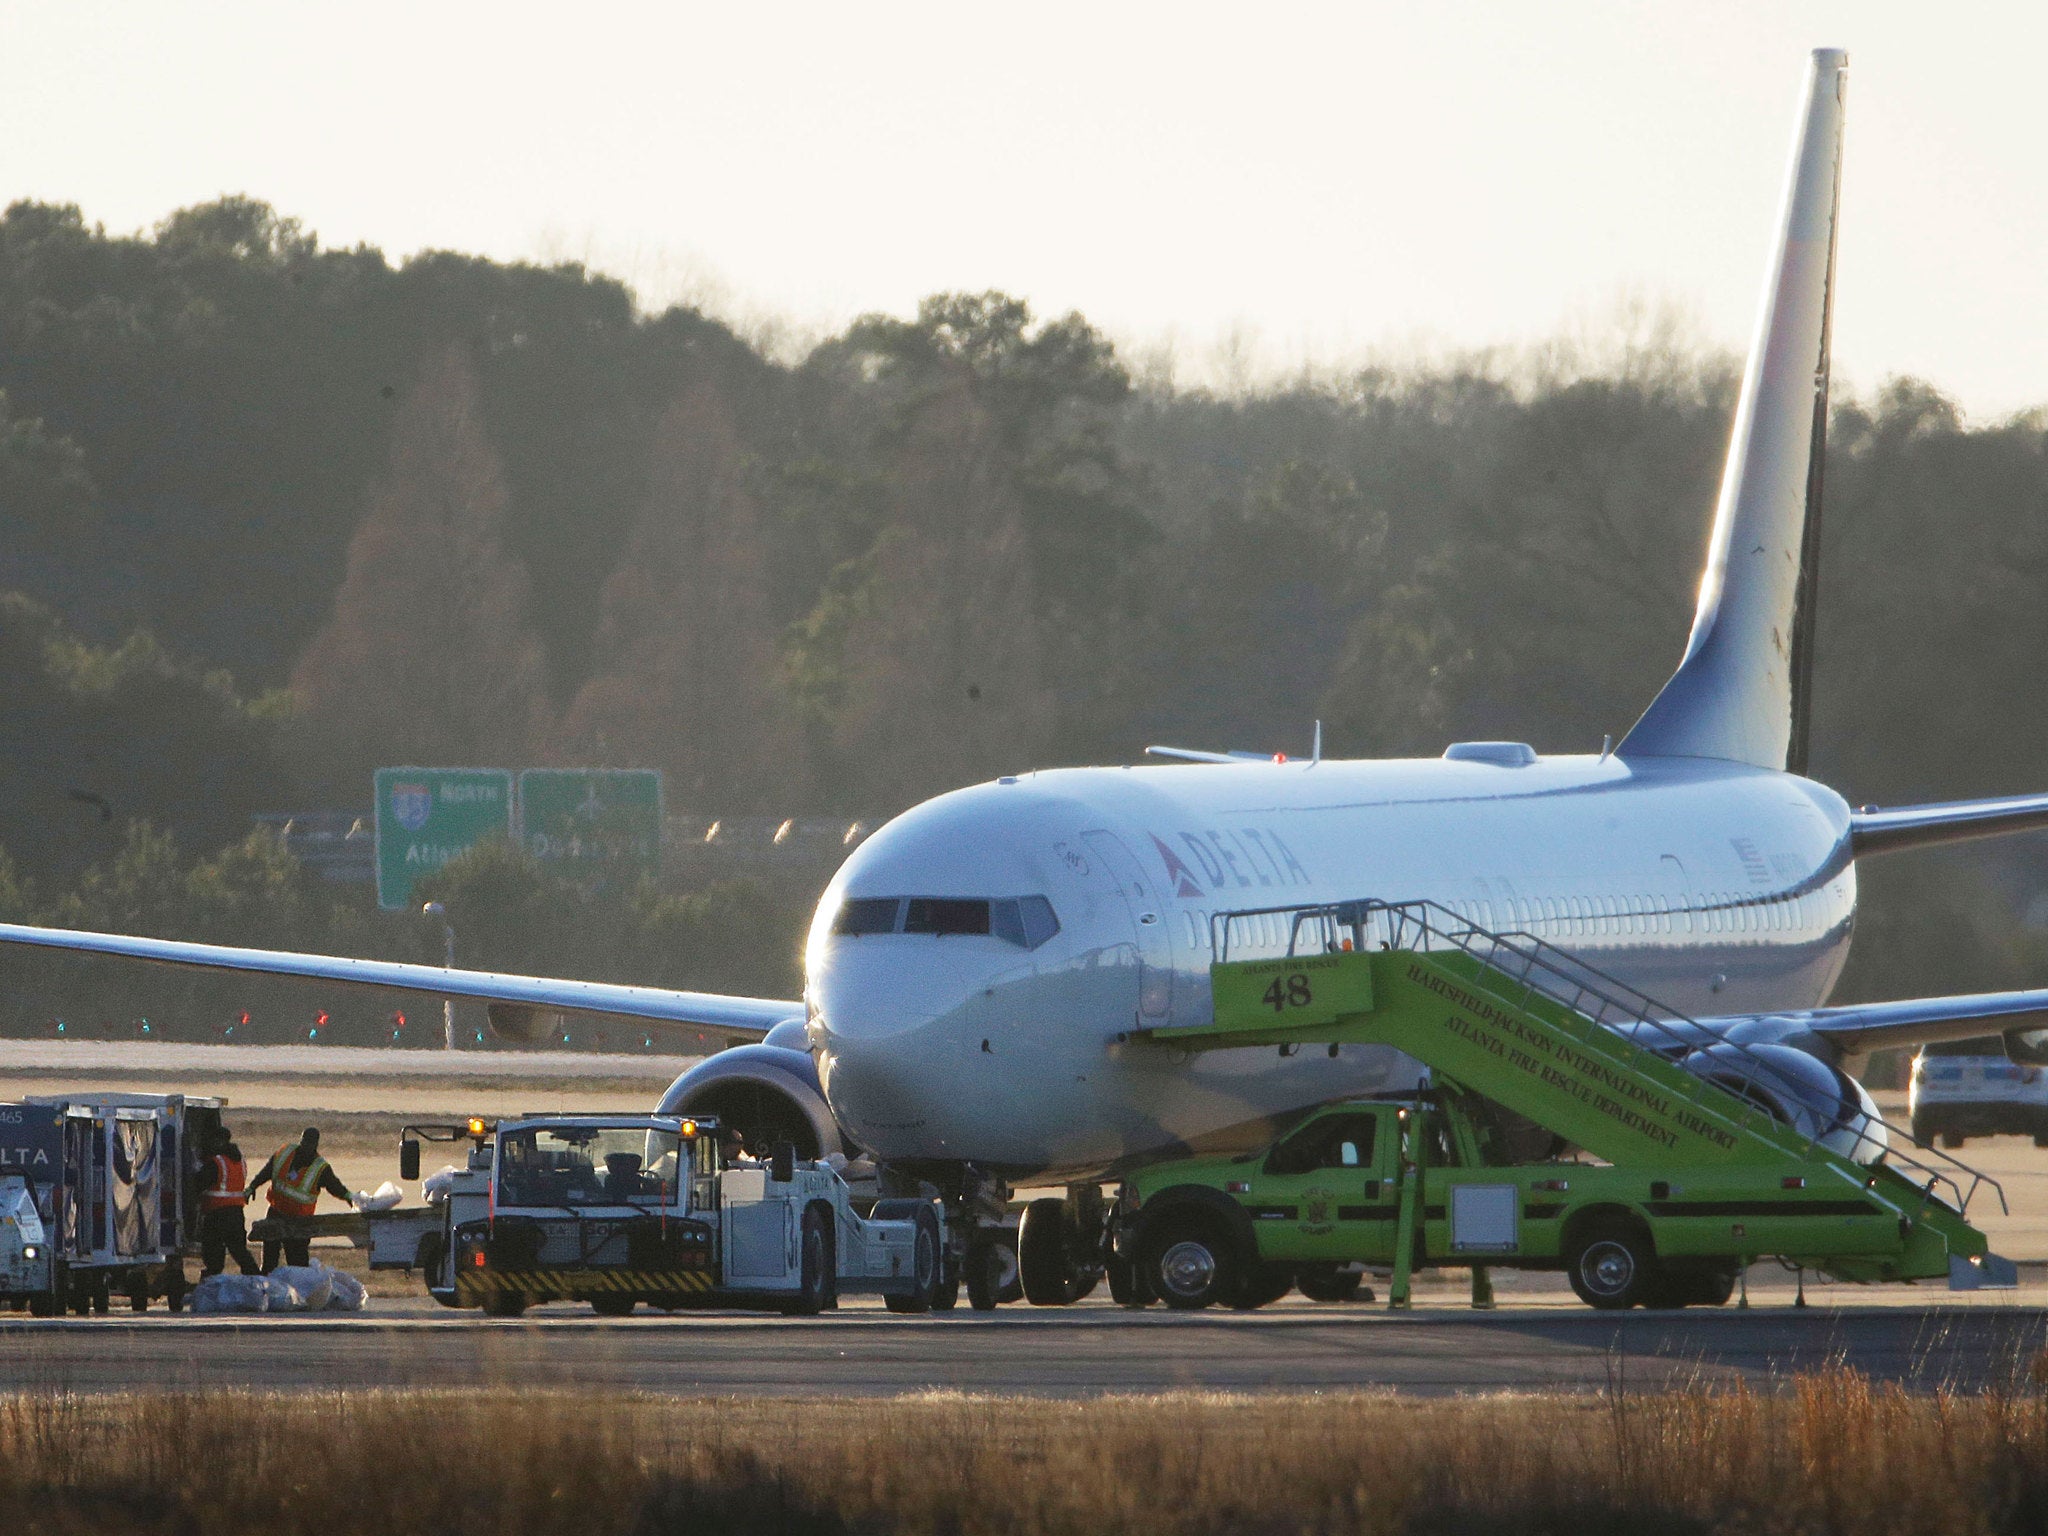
[0,922,797,1048]
[1697,988,2048,1059]
[1851,792,2048,856]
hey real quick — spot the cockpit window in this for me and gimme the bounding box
[832,898,902,936]
[832,895,1060,949]
[906,898,990,936]
[1009,895,1061,949]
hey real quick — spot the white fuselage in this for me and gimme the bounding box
[806,751,1857,1181]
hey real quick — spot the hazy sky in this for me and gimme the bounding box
[6,2,2045,416]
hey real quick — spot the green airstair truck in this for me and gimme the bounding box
[1122,900,2016,1311]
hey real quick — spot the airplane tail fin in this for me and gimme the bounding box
[1619,49,1847,774]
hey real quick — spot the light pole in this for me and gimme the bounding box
[422,901,456,1051]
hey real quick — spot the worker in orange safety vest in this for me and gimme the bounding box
[247,1127,353,1272]
[196,1123,260,1277]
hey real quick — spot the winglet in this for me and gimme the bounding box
[1620,49,1847,773]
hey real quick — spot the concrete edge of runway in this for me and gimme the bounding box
[7,1304,2045,1337]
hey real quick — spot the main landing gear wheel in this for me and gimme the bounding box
[1140,1212,1241,1311]
[1566,1224,1657,1311]
[965,1232,1016,1311]
[1019,1197,1099,1306]
[1107,1248,1155,1307]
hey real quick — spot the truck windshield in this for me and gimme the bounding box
[496,1127,684,1208]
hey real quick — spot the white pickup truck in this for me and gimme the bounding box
[370,1113,940,1316]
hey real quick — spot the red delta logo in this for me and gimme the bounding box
[1150,834,1206,899]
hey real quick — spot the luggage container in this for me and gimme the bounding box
[0,1098,195,1315]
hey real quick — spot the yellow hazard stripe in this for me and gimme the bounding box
[456,1268,716,1302]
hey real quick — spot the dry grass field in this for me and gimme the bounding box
[4,1367,2047,1535]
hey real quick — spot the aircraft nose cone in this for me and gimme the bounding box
[810,941,973,1041]
[814,1031,944,1151]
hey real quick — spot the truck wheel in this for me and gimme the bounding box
[1566,1225,1656,1310]
[1941,1130,1966,1149]
[883,1206,941,1314]
[1019,1197,1082,1306]
[1141,1210,1241,1311]
[788,1206,831,1316]
[1229,1263,1294,1310]
[1687,1263,1739,1307]
[1297,1264,1365,1303]
[417,1230,447,1289]
[28,1291,58,1318]
[590,1294,636,1317]
[930,1252,961,1312]
[1910,1116,1933,1149]
[479,1291,527,1318]
[965,1233,1009,1311]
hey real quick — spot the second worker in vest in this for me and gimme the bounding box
[197,1124,260,1277]
[248,1127,354,1272]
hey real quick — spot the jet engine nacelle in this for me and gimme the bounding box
[1679,1041,1889,1165]
[655,1021,846,1161]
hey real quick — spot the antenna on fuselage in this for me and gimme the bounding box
[1312,720,1323,766]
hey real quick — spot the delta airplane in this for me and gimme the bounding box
[5,50,2047,1304]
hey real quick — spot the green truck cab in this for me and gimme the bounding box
[1124,1084,1932,1311]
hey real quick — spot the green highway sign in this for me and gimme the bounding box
[373,767,514,910]
[517,768,663,881]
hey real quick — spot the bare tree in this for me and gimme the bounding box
[291,344,552,779]
[558,384,806,806]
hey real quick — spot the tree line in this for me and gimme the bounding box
[0,195,2041,1037]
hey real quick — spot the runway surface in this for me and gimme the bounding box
[5,1297,2043,1398]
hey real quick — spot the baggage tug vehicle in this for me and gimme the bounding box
[372,1113,941,1316]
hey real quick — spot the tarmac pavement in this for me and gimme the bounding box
[4,1292,2043,1399]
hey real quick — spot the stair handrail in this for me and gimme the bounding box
[1208,896,2004,1218]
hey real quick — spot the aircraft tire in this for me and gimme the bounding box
[1019,1197,1081,1306]
[1106,1249,1154,1307]
[965,1233,1009,1310]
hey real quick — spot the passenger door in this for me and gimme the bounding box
[1081,830,1175,1019]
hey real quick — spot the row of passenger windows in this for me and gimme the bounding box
[831,896,1062,950]
[1194,889,1831,957]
